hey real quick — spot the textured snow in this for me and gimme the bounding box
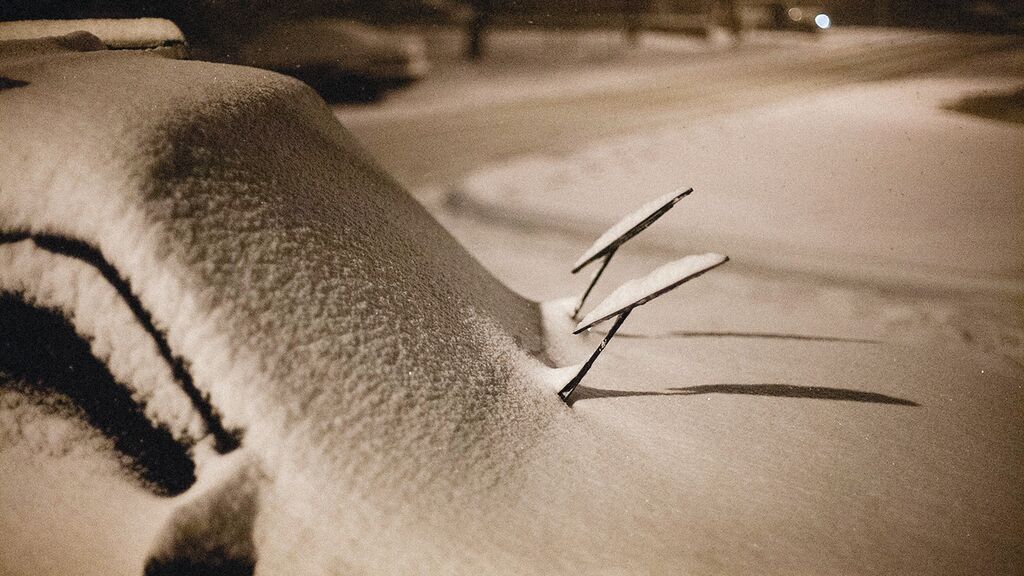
[1,38,551,575]
[572,187,689,271]
[0,242,208,446]
[576,253,728,331]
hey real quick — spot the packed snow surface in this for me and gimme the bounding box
[576,252,728,331]
[572,187,690,271]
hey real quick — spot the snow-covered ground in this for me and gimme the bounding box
[338,27,991,124]
[382,29,1022,572]
[424,64,1024,569]
[389,31,1024,572]
[451,76,1024,294]
[361,27,1024,366]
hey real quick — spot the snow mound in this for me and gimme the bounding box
[576,253,728,332]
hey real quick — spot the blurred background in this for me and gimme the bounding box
[2,1,1022,105]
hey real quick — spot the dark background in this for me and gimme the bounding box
[2,1,1023,34]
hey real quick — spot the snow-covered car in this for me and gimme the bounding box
[0,18,188,58]
[212,18,429,99]
[1,30,550,576]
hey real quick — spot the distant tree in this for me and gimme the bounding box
[623,0,649,46]
[720,0,742,38]
[465,0,494,60]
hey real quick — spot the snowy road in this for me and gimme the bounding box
[335,28,1023,296]
[334,25,1023,356]
[336,28,1021,190]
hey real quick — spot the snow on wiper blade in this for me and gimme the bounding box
[574,253,728,334]
[572,187,692,274]
[558,252,729,403]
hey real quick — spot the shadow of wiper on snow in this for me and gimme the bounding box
[610,331,881,344]
[945,86,1024,125]
[0,76,29,91]
[567,383,918,407]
